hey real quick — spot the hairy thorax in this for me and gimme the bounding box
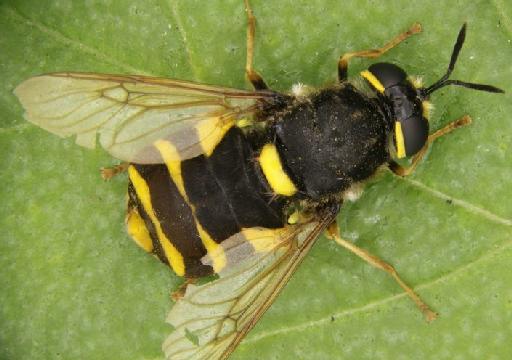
[266,83,393,200]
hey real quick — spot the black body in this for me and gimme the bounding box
[272,83,393,198]
[129,127,287,277]
[127,23,504,278]
[128,81,394,277]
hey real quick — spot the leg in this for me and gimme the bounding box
[326,221,437,322]
[244,0,268,90]
[100,162,129,180]
[390,115,471,176]
[338,23,422,81]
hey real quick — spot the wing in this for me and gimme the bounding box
[14,72,277,163]
[163,212,337,360]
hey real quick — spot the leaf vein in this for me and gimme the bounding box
[0,123,31,134]
[243,236,512,345]
[165,1,200,80]
[400,177,511,227]
[5,5,152,76]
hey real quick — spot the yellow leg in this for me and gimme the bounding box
[326,222,437,322]
[100,162,129,180]
[244,0,267,90]
[338,23,422,81]
[390,115,472,176]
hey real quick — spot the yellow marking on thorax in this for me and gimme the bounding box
[126,208,154,253]
[259,143,297,196]
[394,121,406,158]
[236,118,253,128]
[361,70,385,93]
[287,210,300,225]
[154,139,227,273]
[128,165,185,276]
[409,75,423,89]
[195,118,234,156]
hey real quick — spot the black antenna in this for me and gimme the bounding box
[422,23,504,97]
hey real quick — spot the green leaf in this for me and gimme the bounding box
[1,0,511,359]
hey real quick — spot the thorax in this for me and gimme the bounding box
[258,83,393,200]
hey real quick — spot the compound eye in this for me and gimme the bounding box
[394,115,429,158]
[368,63,407,89]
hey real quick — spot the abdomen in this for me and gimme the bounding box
[126,127,286,277]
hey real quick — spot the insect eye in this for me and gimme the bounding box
[394,115,429,158]
[368,63,407,89]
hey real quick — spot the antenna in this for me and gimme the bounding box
[422,23,504,97]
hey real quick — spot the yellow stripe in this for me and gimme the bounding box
[287,210,300,225]
[361,70,385,93]
[259,143,297,196]
[128,165,185,276]
[395,121,406,158]
[154,139,227,273]
[154,140,187,197]
[236,118,253,128]
[409,75,423,89]
[196,223,226,273]
[241,228,283,253]
[126,208,154,252]
[195,118,234,157]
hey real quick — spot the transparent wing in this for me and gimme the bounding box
[163,213,336,360]
[14,72,275,163]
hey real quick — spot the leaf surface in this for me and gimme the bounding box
[1,1,511,359]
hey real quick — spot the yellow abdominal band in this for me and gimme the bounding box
[126,209,153,252]
[128,165,186,276]
[154,139,227,273]
[259,143,297,196]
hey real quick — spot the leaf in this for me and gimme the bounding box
[1,0,511,359]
